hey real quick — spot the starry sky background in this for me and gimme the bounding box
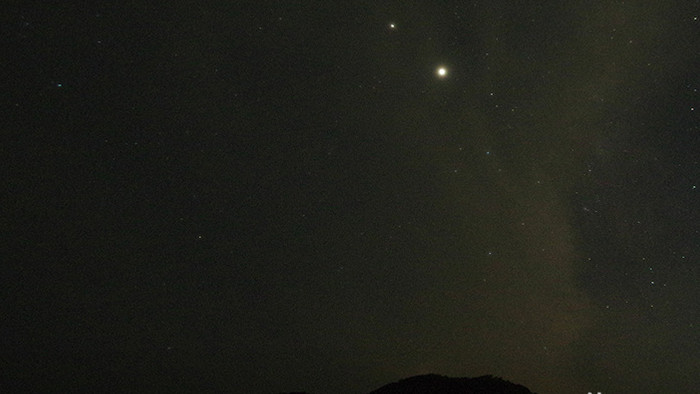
[3,1,699,393]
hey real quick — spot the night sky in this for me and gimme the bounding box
[3,2,700,393]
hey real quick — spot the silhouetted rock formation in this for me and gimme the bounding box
[368,374,536,394]
[277,392,311,394]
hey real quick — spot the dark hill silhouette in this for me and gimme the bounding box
[279,373,536,394]
[368,374,536,394]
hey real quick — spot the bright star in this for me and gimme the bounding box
[436,67,448,78]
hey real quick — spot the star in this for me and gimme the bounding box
[436,66,448,78]
[389,23,396,29]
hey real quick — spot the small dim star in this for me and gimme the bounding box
[389,23,396,29]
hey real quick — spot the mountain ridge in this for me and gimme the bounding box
[279,373,537,394]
